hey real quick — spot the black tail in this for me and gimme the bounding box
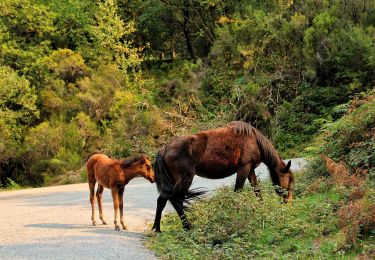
[154,152,206,206]
[154,152,175,197]
[183,188,207,209]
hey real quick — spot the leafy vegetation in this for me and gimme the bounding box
[0,0,374,189]
[147,91,375,259]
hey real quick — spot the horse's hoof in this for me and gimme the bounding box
[115,226,121,231]
[122,225,127,230]
[102,221,107,225]
[151,227,161,233]
[92,222,97,226]
[183,224,191,231]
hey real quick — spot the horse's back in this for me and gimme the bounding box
[87,154,112,181]
[161,124,257,179]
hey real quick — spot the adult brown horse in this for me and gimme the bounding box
[152,121,294,232]
[87,154,155,230]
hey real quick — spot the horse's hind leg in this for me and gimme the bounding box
[170,197,191,230]
[248,170,262,199]
[96,184,107,225]
[89,181,97,226]
[151,194,169,232]
[118,187,127,230]
[111,188,121,231]
[170,175,194,230]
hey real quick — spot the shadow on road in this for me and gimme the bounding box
[25,223,145,239]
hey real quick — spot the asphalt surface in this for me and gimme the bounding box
[0,158,306,260]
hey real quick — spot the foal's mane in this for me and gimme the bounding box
[253,128,284,186]
[121,155,143,168]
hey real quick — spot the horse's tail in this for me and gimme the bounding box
[182,188,206,209]
[154,152,206,205]
[154,152,174,197]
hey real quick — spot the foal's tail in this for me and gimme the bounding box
[154,152,206,205]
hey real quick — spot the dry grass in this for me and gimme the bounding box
[322,156,374,248]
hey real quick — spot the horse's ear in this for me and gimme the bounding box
[284,160,291,172]
[141,155,146,163]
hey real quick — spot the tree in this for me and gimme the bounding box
[89,0,142,75]
[0,66,39,184]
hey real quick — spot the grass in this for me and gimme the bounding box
[146,174,374,259]
[0,178,24,191]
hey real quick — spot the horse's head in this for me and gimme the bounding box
[275,160,294,203]
[139,155,156,183]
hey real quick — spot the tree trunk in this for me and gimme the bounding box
[182,0,195,60]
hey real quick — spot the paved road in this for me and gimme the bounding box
[0,158,306,260]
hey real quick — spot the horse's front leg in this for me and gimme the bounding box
[248,170,262,199]
[118,186,127,230]
[234,164,251,191]
[111,188,121,231]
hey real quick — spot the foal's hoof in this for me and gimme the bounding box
[102,221,108,225]
[115,225,121,231]
[92,221,97,226]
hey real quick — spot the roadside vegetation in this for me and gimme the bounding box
[0,0,374,192]
[147,91,375,259]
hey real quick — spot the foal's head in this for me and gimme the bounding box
[275,160,294,202]
[138,155,156,183]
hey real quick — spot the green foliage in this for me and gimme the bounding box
[319,91,375,175]
[45,49,89,83]
[0,0,56,71]
[147,185,361,259]
[89,0,141,73]
[0,66,38,163]
[1,0,375,187]
[147,90,375,259]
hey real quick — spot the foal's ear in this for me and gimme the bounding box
[141,155,146,163]
[284,160,291,172]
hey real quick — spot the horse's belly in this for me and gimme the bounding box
[195,164,236,179]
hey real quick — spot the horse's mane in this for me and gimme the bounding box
[227,121,253,136]
[121,155,143,168]
[253,128,283,186]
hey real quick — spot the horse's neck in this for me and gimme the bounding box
[262,158,282,171]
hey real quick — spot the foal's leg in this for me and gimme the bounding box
[89,181,97,226]
[151,194,169,232]
[111,188,121,231]
[248,170,262,199]
[96,184,107,224]
[234,164,251,191]
[118,187,127,230]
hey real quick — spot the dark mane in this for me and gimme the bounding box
[121,155,142,168]
[253,128,283,186]
[227,121,253,136]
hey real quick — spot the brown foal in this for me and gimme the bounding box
[87,154,155,230]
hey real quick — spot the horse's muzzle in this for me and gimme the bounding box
[274,186,288,196]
